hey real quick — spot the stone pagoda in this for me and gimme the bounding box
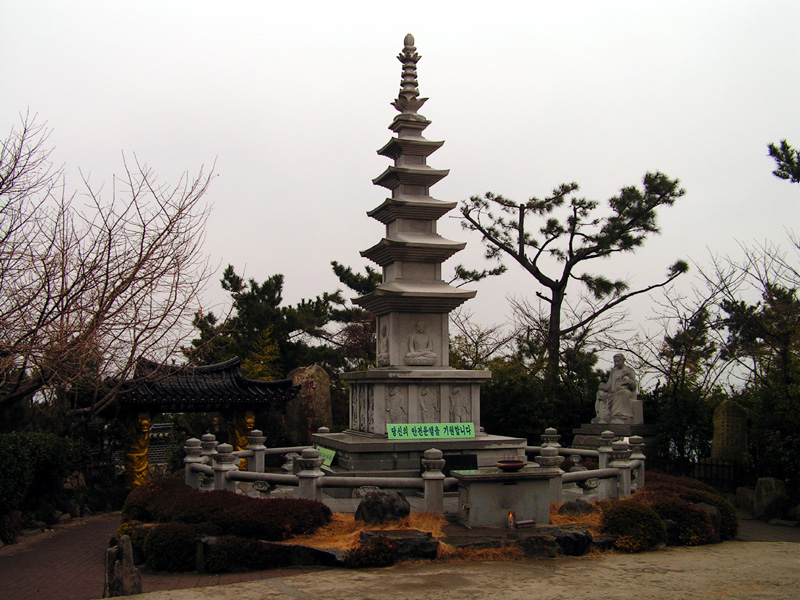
[313,34,525,476]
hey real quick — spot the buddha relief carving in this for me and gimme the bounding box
[404,320,437,366]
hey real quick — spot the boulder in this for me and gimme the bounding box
[591,535,617,552]
[556,500,599,516]
[752,478,790,520]
[354,491,411,525]
[518,534,558,558]
[103,535,142,598]
[550,528,593,555]
[360,529,439,560]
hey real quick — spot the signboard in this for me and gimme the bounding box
[315,445,336,467]
[386,423,475,440]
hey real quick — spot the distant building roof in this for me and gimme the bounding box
[118,357,300,411]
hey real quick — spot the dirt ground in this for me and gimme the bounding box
[114,536,800,600]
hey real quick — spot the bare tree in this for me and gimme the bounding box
[449,309,521,369]
[0,114,214,432]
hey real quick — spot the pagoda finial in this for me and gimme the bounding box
[391,33,428,116]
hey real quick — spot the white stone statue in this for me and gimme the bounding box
[593,353,637,424]
[404,320,437,365]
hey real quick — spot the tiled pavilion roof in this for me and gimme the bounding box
[118,357,300,412]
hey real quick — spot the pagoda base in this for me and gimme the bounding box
[312,430,527,497]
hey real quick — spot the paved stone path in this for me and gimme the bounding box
[0,513,321,600]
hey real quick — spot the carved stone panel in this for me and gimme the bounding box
[419,385,440,422]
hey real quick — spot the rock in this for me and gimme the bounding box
[697,502,722,542]
[753,478,790,520]
[103,535,142,598]
[767,519,799,527]
[591,535,617,551]
[557,501,599,516]
[360,529,439,560]
[354,491,411,525]
[735,486,754,514]
[550,528,593,556]
[518,534,558,558]
[58,513,72,524]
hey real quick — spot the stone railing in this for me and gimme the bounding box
[525,427,646,501]
[183,429,456,514]
[183,426,645,514]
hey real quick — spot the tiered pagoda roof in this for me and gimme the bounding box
[355,34,475,317]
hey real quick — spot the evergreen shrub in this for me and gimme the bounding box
[600,499,666,552]
[640,473,738,540]
[640,494,716,546]
[0,432,89,517]
[143,522,200,572]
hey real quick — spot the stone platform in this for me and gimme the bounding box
[312,430,527,479]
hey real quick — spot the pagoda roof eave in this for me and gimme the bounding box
[377,137,444,159]
[372,166,449,190]
[354,282,476,316]
[360,235,466,265]
[367,197,457,224]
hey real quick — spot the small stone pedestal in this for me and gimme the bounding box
[451,466,560,528]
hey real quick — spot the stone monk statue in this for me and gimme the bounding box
[593,353,637,424]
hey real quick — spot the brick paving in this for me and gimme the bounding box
[0,512,323,600]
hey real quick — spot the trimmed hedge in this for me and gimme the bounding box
[121,478,332,542]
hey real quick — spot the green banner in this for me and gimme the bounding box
[316,445,336,467]
[387,423,475,440]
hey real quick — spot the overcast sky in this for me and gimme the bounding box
[3,1,799,347]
